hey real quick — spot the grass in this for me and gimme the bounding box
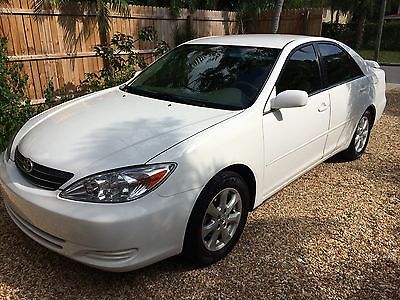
[358,50,400,64]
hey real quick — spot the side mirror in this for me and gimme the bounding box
[270,90,308,110]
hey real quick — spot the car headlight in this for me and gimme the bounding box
[59,163,176,203]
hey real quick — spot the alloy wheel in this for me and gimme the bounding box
[201,188,242,252]
[354,115,370,153]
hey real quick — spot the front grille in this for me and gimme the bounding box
[15,148,74,190]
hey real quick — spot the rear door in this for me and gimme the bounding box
[316,43,369,155]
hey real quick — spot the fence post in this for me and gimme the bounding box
[187,14,192,36]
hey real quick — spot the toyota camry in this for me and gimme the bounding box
[0,34,386,271]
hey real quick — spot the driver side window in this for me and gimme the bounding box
[276,45,322,95]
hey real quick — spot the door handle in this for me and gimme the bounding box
[318,102,329,112]
[360,87,368,93]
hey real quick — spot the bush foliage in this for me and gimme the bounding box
[0,37,39,151]
[363,22,400,51]
[80,27,169,94]
[322,21,400,51]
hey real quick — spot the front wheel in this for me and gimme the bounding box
[183,171,250,266]
[340,110,373,161]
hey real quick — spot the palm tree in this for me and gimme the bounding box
[271,0,285,33]
[33,0,130,48]
[352,0,376,49]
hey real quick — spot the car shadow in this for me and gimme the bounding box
[324,154,347,164]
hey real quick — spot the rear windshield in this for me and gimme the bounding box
[124,44,280,110]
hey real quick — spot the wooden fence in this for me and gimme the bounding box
[0,0,322,100]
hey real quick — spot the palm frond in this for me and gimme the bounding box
[96,0,111,38]
[109,0,130,17]
[33,0,62,13]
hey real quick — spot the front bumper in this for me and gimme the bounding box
[0,153,200,272]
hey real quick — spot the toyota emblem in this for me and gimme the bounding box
[21,158,34,173]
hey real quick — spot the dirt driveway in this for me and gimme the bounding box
[1,92,399,300]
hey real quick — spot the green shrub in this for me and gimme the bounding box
[363,21,400,51]
[322,22,357,48]
[0,37,39,151]
[43,80,56,102]
[322,21,400,51]
[0,39,72,152]
[81,27,170,92]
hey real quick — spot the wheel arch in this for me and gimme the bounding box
[186,163,257,231]
[366,104,376,126]
[218,164,257,211]
[182,163,257,260]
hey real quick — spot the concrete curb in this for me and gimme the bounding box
[381,63,400,67]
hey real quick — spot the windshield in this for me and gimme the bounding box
[124,44,280,110]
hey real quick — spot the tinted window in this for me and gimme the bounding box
[125,45,280,110]
[318,43,364,87]
[276,45,321,95]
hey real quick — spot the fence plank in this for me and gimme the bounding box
[30,14,45,99]
[1,14,15,55]
[23,14,40,99]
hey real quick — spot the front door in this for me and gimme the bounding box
[262,44,330,197]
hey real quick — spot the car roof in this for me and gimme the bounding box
[185,34,369,76]
[185,34,329,49]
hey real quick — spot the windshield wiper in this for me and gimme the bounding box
[123,85,241,110]
[119,84,128,92]
[124,85,208,107]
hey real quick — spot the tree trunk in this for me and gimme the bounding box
[355,11,366,50]
[374,0,387,61]
[239,15,245,34]
[98,19,110,72]
[271,0,284,33]
[335,10,340,23]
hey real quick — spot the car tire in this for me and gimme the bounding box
[340,110,373,161]
[183,171,250,266]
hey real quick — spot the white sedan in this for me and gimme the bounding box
[0,34,386,272]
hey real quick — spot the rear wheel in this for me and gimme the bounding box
[340,110,372,161]
[183,171,249,265]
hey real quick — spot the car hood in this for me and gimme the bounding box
[17,88,239,175]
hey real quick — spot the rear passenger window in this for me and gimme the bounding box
[318,43,364,87]
[276,45,321,95]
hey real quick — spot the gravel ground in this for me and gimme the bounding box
[0,92,399,300]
